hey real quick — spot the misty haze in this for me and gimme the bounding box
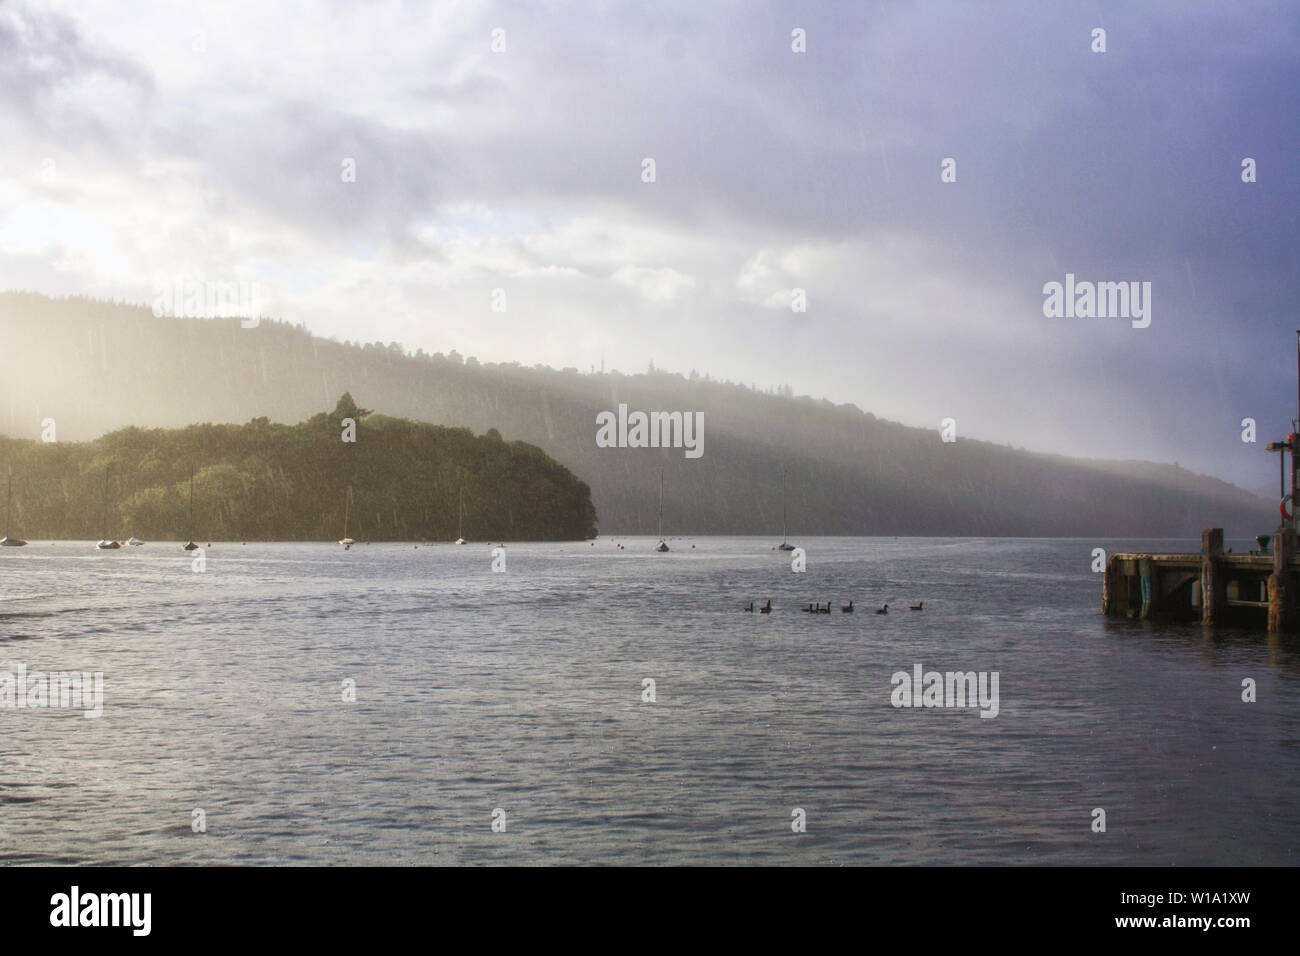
[0,0,1296,905]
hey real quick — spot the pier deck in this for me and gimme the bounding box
[1103,528,1299,632]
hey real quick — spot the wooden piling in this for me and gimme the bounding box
[1268,529,1296,633]
[1200,528,1225,626]
[1101,559,1114,616]
[1139,556,1156,619]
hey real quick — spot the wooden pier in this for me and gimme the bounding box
[1103,528,1299,632]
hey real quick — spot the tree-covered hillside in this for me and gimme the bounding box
[0,393,597,541]
[0,293,1271,537]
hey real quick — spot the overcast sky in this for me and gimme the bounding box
[1,0,1297,491]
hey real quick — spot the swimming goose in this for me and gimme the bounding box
[876,603,888,614]
[744,601,754,612]
[760,600,772,614]
[841,600,854,613]
[909,602,923,611]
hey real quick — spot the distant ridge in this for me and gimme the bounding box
[0,292,1270,537]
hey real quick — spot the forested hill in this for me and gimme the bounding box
[0,292,1271,537]
[0,393,597,541]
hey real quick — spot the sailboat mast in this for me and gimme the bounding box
[344,485,351,538]
[782,465,788,541]
[658,468,664,539]
[5,472,11,534]
[458,482,463,539]
[188,469,194,538]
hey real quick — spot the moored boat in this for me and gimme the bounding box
[339,485,355,547]
[454,481,467,544]
[183,468,200,550]
[777,464,796,551]
[95,470,119,551]
[655,468,669,552]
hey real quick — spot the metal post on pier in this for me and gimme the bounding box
[1292,330,1300,531]
[1268,437,1291,530]
[1263,331,1300,533]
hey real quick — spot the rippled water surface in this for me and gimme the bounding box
[1,536,1297,865]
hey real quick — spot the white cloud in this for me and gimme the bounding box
[610,264,695,304]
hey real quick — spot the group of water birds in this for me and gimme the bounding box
[743,599,923,614]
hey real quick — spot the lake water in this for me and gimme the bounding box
[0,536,1296,865]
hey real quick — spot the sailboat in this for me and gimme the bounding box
[777,464,796,551]
[454,479,467,544]
[339,485,355,547]
[96,470,121,549]
[183,468,200,550]
[655,468,669,552]
[1,472,27,546]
